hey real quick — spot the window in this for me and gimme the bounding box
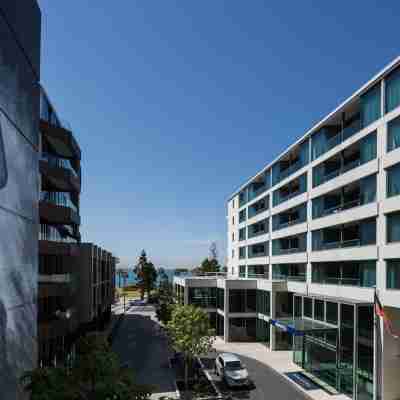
[387,116,400,152]
[232,232,235,241]
[239,189,248,207]
[361,84,381,127]
[0,123,7,189]
[387,211,400,243]
[304,297,312,318]
[386,67,400,113]
[314,300,324,321]
[239,265,246,278]
[239,246,246,259]
[232,216,235,225]
[239,227,246,241]
[239,209,247,223]
[248,242,268,258]
[248,195,268,218]
[256,290,271,316]
[232,249,234,259]
[387,259,400,289]
[248,219,268,238]
[387,162,400,198]
[326,302,338,325]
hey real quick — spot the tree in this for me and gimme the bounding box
[134,250,158,300]
[155,302,174,325]
[195,242,221,275]
[21,334,152,400]
[167,305,215,392]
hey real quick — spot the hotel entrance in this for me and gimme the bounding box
[271,295,374,400]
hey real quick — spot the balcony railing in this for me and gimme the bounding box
[318,159,361,186]
[189,298,217,308]
[273,247,305,255]
[320,198,361,218]
[40,191,78,213]
[272,274,306,282]
[247,273,269,279]
[42,153,78,178]
[312,277,363,286]
[279,160,302,181]
[316,238,361,251]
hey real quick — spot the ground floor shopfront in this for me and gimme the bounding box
[173,277,380,400]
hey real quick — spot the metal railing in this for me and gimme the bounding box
[312,277,363,286]
[41,153,78,177]
[320,198,361,218]
[272,274,306,282]
[317,238,361,251]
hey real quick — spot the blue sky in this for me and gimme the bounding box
[37,1,400,269]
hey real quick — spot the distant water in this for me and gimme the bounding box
[115,268,175,288]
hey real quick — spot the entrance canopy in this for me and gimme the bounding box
[270,318,337,336]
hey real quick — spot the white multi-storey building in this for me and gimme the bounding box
[174,56,400,400]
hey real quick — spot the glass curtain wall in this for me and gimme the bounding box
[361,84,381,127]
[272,264,306,281]
[229,289,256,313]
[188,287,216,308]
[387,259,400,289]
[387,116,400,152]
[247,264,268,278]
[387,211,400,243]
[256,290,270,316]
[356,306,374,400]
[339,304,355,397]
[248,195,268,218]
[387,162,400,198]
[248,219,268,238]
[229,318,256,342]
[273,174,307,206]
[248,242,268,258]
[217,288,224,310]
[272,203,307,230]
[386,66,400,113]
[272,233,307,255]
[256,318,270,346]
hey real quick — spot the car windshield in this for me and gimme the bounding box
[225,361,242,371]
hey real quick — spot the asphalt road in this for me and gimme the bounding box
[112,306,177,397]
[203,352,310,400]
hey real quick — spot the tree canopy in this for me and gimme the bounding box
[22,334,152,400]
[134,250,158,299]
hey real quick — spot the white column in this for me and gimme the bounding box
[270,290,276,350]
[223,285,229,342]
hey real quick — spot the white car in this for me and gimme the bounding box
[215,353,249,387]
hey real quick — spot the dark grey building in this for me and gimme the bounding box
[0,1,41,398]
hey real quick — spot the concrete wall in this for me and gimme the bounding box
[0,1,41,398]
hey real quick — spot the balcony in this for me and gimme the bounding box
[39,201,80,226]
[272,233,307,256]
[39,240,79,256]
[312,261,376,288]
[272,203,307,231]
[248,195,268,219]
[247,219,268,239]
[248,242,268,258]
[273,174,307,207]
[40,118,81,161]
[312,131,377,188]
[272,140,309,185]
[40,155,81,193]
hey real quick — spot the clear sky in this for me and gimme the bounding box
[37,1,400,269]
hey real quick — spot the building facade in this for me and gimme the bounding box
[76,243,116,332]
[38,89,117,366]
[174,57,400,400]
[0,1,41,398]
[38,87,82,366]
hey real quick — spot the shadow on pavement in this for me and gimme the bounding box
[112,312,176,395]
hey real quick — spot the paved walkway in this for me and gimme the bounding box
[112,305,178,400]
[213,338,349,400]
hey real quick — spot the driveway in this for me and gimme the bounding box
[112,305,177,399]
[201,350,311,400]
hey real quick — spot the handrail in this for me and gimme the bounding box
[321,199,361,217]
[272,274,306,282]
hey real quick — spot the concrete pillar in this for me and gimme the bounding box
[223,285,229,342]
[184,285,189,306]
[270,290,276,350]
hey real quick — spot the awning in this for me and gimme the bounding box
[270,318,337,336]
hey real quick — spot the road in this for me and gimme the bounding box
[112,305,310,400]
[203,352,311,400]
[112,305,177,399]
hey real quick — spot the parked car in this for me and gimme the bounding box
[215,353,249,387]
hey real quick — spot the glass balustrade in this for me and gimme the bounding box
[42,152,78,177]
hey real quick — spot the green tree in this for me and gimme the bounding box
[167,305,215,392]
[21,334,152,400]
[195,242,221,275]
[155,302,174,325]
[134,250,158,300]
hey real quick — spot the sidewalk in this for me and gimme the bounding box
[213,338,349,400]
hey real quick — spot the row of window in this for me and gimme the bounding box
[235,211,400,259]
[234,70,400,211]
[238,260,400,289]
